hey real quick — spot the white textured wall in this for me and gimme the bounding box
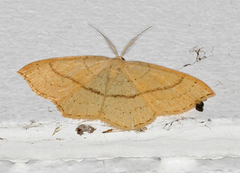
[0,1,240,172]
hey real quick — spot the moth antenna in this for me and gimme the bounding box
[120,26,152,58]
[89,24,119,57]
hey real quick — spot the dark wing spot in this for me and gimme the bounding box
[196,101,204,112]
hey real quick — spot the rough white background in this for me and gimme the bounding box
[0,0,240,172]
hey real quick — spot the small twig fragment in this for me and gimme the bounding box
[23,120,43,130]
[102,129,113,133]
[163,117,195,131]
[179,46,213,70]
[52,126,61,136]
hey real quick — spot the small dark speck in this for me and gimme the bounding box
[76,124,96,136]
[196,101,204,112]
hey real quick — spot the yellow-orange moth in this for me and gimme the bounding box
[18,26,215,130]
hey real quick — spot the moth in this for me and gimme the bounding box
[18,26,215,130]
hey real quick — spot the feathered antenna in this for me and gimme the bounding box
[89,24,119,57]
[120,26,152,57]
[90,24,152,58]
